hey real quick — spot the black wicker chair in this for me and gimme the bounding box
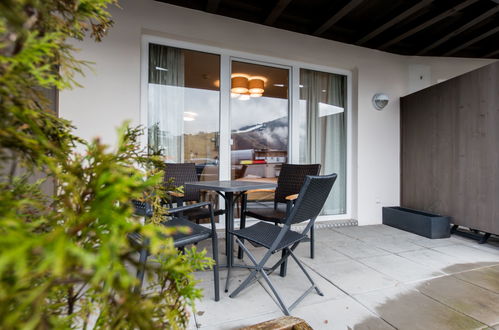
[129,200,220,301]
[164,163,225,223]
[239,164,321,275]
[229,174,337,315]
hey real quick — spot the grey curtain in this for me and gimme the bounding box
[147,44,185,160]
[300,69,347,215]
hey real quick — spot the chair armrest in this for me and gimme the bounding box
[244,188,276,194]
[167,191,184,198]
[285,194,299,201]
[167,201,211,214]
[168,202,218,234]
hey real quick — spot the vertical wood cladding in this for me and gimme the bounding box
[401,61,499,235]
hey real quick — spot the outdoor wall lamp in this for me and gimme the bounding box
[372,93,390,110]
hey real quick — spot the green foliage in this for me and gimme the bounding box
[0,1,213,328]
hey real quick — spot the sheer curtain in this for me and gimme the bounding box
[300,69,347,215]
[148,44,185,161]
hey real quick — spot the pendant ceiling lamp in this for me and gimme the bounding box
[231,74,267,98]
[231,74,249,94]
[248,77,265,94]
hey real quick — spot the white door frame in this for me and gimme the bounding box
[140,35,353,227]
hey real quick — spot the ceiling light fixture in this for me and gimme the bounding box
[231,73,249,94]
[249,77,265,95]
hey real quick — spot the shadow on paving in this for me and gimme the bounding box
[352,262,499,330]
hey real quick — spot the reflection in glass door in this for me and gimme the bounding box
[230,61,289,182]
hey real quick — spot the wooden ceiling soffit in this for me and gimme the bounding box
[379,0,480,50]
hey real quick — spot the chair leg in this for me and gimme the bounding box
[234,240,291,315]
[134,247,149,294]
[279,249,288,277]
[288,249,323,296]
[230,238,265,298]
[259,267,291,316]
[231,238,321,316]
[237,194,247,260]
[211,234,220,302]
[310,224,315,259]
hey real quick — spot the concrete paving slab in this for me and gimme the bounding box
[469,242,499,255]
[332,226,395,240]
[291,296,396,330]
[355,285,486,330]
[416,276,499,326]
[366,225,409,235]
[397,248,488,274]
[257,263,347,307]
[359,254,444,283]
[197,311,282,329]
[194,264,252,284]
[186,306,197,330]
[324,239,391,259]
[312,259,398,294]
[407,236,462,248]
[313,227,353,240]
[294,241,351,267]
[453,265,499,293]
[359,236,426,253]
[188,226,499,329]
[193,274,281,328]
[432,244,499,263]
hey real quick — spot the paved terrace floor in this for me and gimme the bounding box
[190,225,499,330]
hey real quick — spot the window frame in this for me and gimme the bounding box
[141,35,353,226]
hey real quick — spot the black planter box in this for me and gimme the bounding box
[382,207,450,239]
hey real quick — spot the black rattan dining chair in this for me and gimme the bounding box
[164,163,225,223]
[238,164,321,275]
[229,174,337,315]
[129,200,220,301]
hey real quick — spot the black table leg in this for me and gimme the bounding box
[224,191,234,293]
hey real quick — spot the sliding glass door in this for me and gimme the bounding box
[145,39,349,219]
[230,61,289,181]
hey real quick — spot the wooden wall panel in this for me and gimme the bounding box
[401,61,499,235]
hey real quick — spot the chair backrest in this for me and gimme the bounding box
[285,174,337,226]
[274,164,321,204]
[132,200,153,217]
[164,163,200,202]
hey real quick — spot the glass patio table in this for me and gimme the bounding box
[184,180,277,292]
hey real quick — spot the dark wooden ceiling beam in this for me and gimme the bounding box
[314,0,365,36]
[443,25,499,56]
[357,0,433,45]
[484,48,499,58]
[264,0,293,25]
[417,6,499,55]
[379,0,480,50]
[206,0,221,13]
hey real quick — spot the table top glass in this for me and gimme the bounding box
[184,180,277,192]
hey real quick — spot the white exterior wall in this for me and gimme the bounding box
[59,0,494,225]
